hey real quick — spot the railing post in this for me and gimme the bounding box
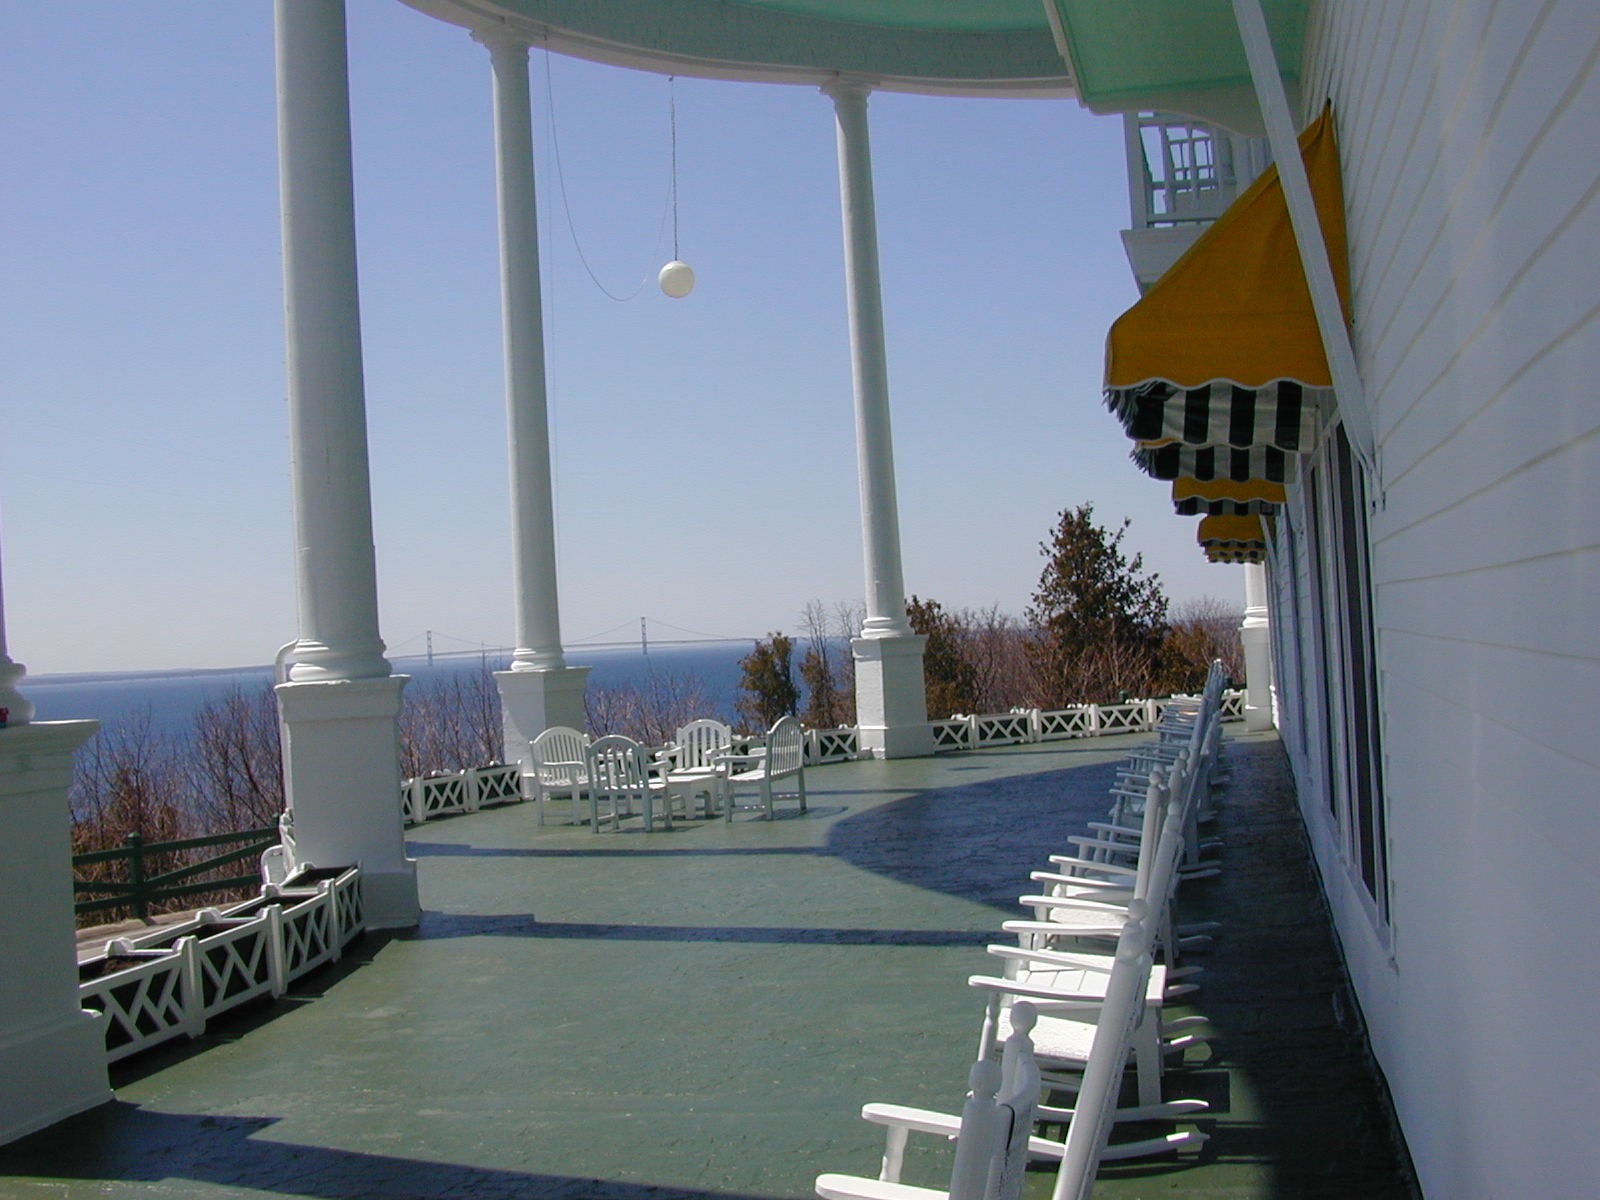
[124,833,147,922]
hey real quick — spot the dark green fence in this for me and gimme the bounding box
[73,826,278,921]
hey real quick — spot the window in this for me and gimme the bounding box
[1304,423,1388,917]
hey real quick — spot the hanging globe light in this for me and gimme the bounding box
[659,259,695,299]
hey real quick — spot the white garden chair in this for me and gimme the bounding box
[659,717,734,818]
[584,734,682,832]
[816,1002,1042,1200]
[720,714,807,821]
[529,725,591,826]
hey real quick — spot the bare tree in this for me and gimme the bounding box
[799,599,855,728]
[1159,595,1244,692]
[69,708,193,852]
[959,604,1035,713]
[399,662,505,778]
[187,686,284,831]
[585,670,717,745]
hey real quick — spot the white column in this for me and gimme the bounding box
[824,79,932,759]
[0,721,110,1145]
[475,31,590,768]
[1241,561,1275,731]
[274,0,415,928]
[276,0,389,684]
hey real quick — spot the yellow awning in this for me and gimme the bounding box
[1172,475,1285,517]
[1173,477,1286,505]
[1105,104,1349,391]
[1198,513,1272,563]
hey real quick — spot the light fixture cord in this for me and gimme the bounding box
[670,76,680,261]
[541,45,671,302]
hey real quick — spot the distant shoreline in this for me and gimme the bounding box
[26,640,759,687]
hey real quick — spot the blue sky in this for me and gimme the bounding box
[1,2,1241,676]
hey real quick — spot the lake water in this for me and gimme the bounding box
[22,642,755,741]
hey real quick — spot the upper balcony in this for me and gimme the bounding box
[1120,113,1272,293]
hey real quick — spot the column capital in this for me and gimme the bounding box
[0,657,33,727]
[821,76,876,107]
[471,25,532,59]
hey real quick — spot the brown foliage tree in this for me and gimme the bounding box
[907,595,979,718]
[735,633,799,732]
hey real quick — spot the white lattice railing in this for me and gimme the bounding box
[805,726,859,764]
[402,761,524,827]
[926,690,1246,753]
[78,865,363,1066]
[392,689,1248,823]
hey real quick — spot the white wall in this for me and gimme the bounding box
[1282,4,1600,1197]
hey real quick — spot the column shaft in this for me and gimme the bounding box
[1241,562,1275,731]
[827,81,911,639]
[276,0,388,682]
[480,33,566,672]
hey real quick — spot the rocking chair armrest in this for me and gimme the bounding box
[986,943,1115,972]
[859,1104,1069,1163]
[1003,916,1123,941]
[1066,833,1140,855]
[1046,855,1138,878]
[1036,876,1139,896]
[1017,893,1137,915]
[967,973,1107,1009]
[1002,920,1122,948]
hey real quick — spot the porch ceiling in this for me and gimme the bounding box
[401,0,1308,127]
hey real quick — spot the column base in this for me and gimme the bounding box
[276,677,419,930]
[359,863,423,932]
[496,666,592,775]
[1241,613,1274,732]
[0,721,111,1146]
[852,635,936,759]
[0,1011,111,1145]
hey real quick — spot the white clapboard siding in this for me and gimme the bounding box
[1279,5,1600,1200]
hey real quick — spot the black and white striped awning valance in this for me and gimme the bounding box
[1106,379,1325,453]
[1198,513,1272,564]
[1205,545,1267,564]
[1132,443,1298,485]
[1175,496,1279,517]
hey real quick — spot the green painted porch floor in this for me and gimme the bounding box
[1,732,1415,1199]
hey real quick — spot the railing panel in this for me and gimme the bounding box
[805,727,859,765]
[1037,707,1093,740]
[1095,702,1150,734]
[191,911,278,1018]
[79,946,193,1063]
[930,719,970,752]
[413,773,471,821]
[466,762,522,808]
[278,888,336,983]
[972,711,1033,747]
